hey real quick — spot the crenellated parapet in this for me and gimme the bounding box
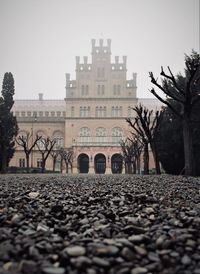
[126,73,137,88]
[75,56,92,72]
[91,39,111,55]
[111,55,127,71]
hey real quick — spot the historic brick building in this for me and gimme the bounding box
[10,39,162,173]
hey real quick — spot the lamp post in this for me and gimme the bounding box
[31,113,37,168]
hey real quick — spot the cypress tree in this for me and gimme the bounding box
[0,72,18,173]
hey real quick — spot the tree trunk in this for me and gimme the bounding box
[66,163,69,174]
[52,157,56,172]
[26,154,30,173]
[150,142,161,174]
[1,147,7,173]
[143,142,149,174]
[133,161,136,174]
[183,116,194,175]
[41,156,45,173]
[136,154,141,174]
[60,158,63,173]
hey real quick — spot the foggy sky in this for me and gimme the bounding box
[0,0,199,99]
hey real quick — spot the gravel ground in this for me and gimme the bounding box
[0,174,200,274]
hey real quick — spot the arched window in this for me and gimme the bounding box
[112,127,123,143]
[36,131,46,150]
[80,127,91,143]
[96,127,106,143]
[53,132,64,149]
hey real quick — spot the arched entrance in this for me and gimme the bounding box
[111,154,123,174]
[94,154,106,174]
[78,154,89,173]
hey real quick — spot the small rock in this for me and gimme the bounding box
[131,267,148,274]
[181,254,191,265]
[42,266,65,274]
[92,257,110,267]
[134,245,147,256]
[128,235,145,243]
[121,247,136,261]
[64,246,86,256]
[28,192,39,199]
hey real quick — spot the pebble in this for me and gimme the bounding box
[92,257,110,267]
[181,254,191,265]
[28,192,39,199]
[131,267,148,274]
[42,267,65,274]
[0,174,199,274]
[64,246,86,256]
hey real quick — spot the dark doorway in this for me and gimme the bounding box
[78,154,89,173]
[94,154,106,174]
[111,154,123,174]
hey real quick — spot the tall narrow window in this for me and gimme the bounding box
[80,127,91,143]
[96,127,106,143]
[86,85,89,95]
[128,106,131,117]
[113,85,117,95]
[112,127,123,143]
[81,85,85,95]
[19,158,25,168]
[102,68,105,78]
[97,85,101,95]
[102,85,105,95]
[71,106,74,117]
[117,85,121,95]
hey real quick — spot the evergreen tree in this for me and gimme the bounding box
[155,98,200,175]
[149,51,200,176]
[0,73,18,173]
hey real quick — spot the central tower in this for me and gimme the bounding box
[65,39,137,174]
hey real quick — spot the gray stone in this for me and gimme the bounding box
[131,267,148,274]
[181,254,191,265]
[64,245,86,256]
[92,257,110,267]
[42,267,65,274]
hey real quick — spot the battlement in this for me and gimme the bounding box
[75,56,92,71]
[111,56,127,71]
[91,39,111,55]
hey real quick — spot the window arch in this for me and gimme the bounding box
[79,127,91,143]
[96,127,106,143]
[53,131,64,149]
[36,131,46,150]
[112,127,123,143]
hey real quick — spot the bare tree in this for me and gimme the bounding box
[15,133,42,173]
[128,134,143,174]
[126,105,163,174]
[120,136,143,174]
[36,137,56,173]
[50,149,61,172]
[59,147,74,173]
[120,139,135,174]
[149,51,200,175]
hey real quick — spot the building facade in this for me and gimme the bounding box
[10,39,162,173]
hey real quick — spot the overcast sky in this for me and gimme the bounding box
[0,0,199,99]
